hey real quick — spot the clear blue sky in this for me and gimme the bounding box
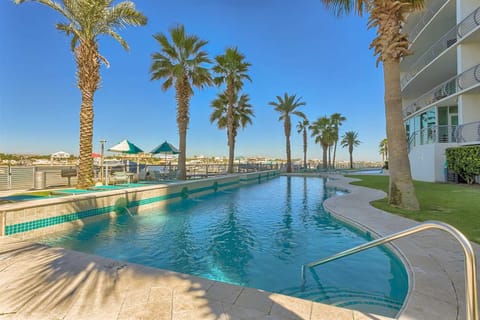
[0,0,386,162]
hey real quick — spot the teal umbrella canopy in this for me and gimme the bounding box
[150,141,180,155]
[108,139,143,154]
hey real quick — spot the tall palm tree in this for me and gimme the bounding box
[379,138,389,162]
[210,92,255,166]
[330,113,346,169]
[341,131,361,169]
[269,93,306,173]
[310,116,335,170]
[321,0,422,209]
[15,0,147,188]
[150,25,213,180]
[296,119,309,169]
[213,47,252,173]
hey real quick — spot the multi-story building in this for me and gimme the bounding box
[401,0,480,182]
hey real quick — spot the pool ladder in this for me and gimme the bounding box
[302,221,478,320]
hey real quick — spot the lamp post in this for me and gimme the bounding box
[100,139,106,184]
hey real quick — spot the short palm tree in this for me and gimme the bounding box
[269,93,306,173]
[330,113,346,169]
[321,0,423,209]
[210,92,255,167]
[379,138,388,162]
[310,116,335,170]
[341,131,361,169]
[297,119,309,169]
[213,47,252,173]
[150,25,213,180]
[15,0,147,188]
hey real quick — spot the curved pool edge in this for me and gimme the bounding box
[321,173,469,320]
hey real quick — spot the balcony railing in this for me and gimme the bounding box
[403,0,449,43]
[401,27,457,88]
[407,125,458,151]
[401,6,480,89]
[457,121,480,144]
[403,64,480,118]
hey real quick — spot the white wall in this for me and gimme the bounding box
[408,143,457,182]
[460,93,480,123]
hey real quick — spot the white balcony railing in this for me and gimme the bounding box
[457,121,480,144]
[407,125,458,152]
[401,27,457,88]
[401,6,480,89]
[403,0,449,43]
[403,64,480,118]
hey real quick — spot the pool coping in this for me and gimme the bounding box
[319,173,478,320]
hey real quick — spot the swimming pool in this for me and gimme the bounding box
[37,176,408,317]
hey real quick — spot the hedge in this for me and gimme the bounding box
[446,146,480,184]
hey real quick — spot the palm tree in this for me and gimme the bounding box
[341,131,361,169]
[330,113,346,169]
[150,25,213,180]
[321,0,422,210]
[210,92,255,167]
[213,47,252,173]
[296,119,309,169]
[269,93,306,173]
[379,138,388,163]
[15,0,147,188]
[310,116,335,170]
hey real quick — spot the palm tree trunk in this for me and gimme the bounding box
[76,40,100,188]
[176,77,190,180]
[285,116,292,173]
[303,130,307,168]
[333,141,337,169]
[226,83,235,174]
[322,145,328,169]
[328,146,332,168]
[384,60,419,210]
[349,146,353,169]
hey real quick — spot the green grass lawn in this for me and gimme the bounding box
[347,175,480,243]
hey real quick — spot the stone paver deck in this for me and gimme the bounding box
[0,173,477,319]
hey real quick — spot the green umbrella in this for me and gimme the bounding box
[108,139,143,154]
[108,139,144,177]
[150,141,179,155]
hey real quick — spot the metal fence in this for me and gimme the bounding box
[0,166,79,191]
[0,163,279,191]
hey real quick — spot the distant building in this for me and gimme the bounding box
[401,0,480,182]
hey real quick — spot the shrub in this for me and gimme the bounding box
[446,146,480,184]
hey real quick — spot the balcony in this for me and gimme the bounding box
[403,64,480,118]
[401,6,480,90]
[408,125,457,152]
[403,0,449,45]
[457,121,480,144]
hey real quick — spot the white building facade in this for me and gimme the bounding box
[401,0,480,182]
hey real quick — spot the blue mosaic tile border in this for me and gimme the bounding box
[4,175,276,236]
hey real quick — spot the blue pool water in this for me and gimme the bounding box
[38,176,408,317]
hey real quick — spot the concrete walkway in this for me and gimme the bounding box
[0,174,476,319]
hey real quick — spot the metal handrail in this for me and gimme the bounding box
[302,221,478,320]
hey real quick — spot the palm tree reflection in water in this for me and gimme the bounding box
[208,198,255,285]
